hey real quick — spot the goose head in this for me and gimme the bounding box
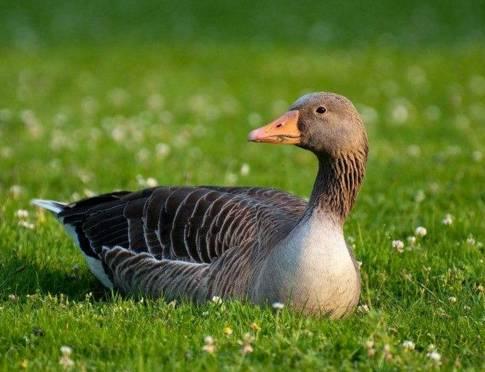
[248,92,367,159]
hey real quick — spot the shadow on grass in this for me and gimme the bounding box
[0,256,109,301]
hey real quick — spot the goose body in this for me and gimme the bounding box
[33,92,368,318]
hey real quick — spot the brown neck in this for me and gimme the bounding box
[308,146,368,224]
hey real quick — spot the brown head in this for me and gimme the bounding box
[249,92,369,220]
[248,92,367,159]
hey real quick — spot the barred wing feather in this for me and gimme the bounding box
[59,186,306,264]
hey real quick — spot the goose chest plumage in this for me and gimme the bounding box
[33,92,368,318]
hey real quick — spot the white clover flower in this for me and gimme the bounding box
[402,340,415,350]
[392,240,405,253]
[147,94,164,111]
[77,169,92,184]
[145,177,158,188]
[241,343,253,354]
[383,344,393,361]
[472,150,482,162]
[239,333,255,355]
[136,175,146,186]
[407,236,416,245]
[402,270,413,281]
[272,302,284,310]
[156,143,171,158]
[466,236,476,246]
[240,163,250,176]
[211,296,222,305]
[224,172,238,185]
[407,145,421,157]
[202,336,216,354]
[429,182,440,193]
[415,226,427,237]
[136,175,158,188]
[59,356,74,369]
[108,88,129,107]
[21,109,43,138]
[59,345,74,369]
[159,111,173,124]
[111,126,125,142]
[9,185,24,198]
[15,209,29,219]
[357,304,369,313]
[391,102,409,124]
[427,350,441,364]
[81,96,98,115]
[83,189,95,198]
[19,220,35,230]
[49,130,72,151]
[442,214,453,226]
[365,340,376,357]
[60,346,72,356]
[136,148,150,162]
[448,296,457,303]
[414,190,425,203]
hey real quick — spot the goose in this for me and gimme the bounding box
[33,92,368,318]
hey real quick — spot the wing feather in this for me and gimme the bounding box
[60,186,306,265]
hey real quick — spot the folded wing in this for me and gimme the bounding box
[60,186,307,264]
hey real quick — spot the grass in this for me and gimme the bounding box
[1,1,484,370]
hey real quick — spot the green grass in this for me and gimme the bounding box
[1,1,484,370]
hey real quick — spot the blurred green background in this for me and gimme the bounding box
[1,0,484,47]
[0,1,484,370]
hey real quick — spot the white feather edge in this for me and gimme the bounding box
[32,198,114,289]
[31,199,66,215]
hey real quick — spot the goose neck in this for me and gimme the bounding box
[307,149,367,223]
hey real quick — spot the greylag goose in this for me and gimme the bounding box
[33,92,368,318]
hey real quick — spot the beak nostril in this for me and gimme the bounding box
[249,110,300,144]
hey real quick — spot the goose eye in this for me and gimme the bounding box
[316,106,326,114]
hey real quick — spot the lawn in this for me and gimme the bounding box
[0,1,484,370]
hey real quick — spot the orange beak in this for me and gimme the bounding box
[248,110,301,145]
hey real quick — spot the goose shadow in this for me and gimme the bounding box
[0,256,110,301]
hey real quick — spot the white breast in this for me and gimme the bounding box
[253,213,360,316]
[290,216,352,279]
